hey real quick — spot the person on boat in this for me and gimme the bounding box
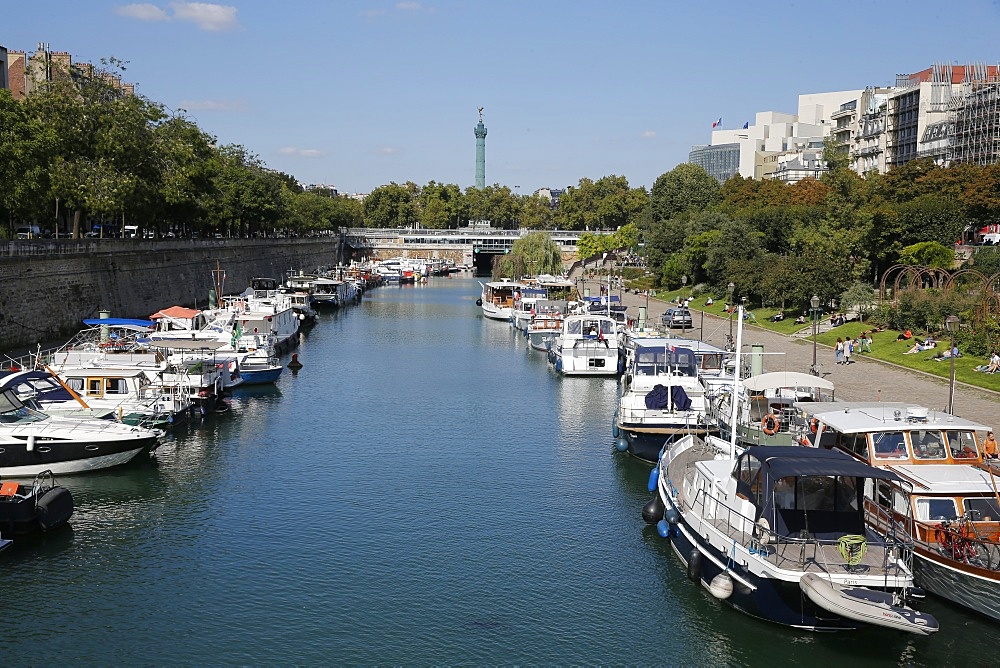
[983,432,998,459]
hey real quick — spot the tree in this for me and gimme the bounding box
[493,231,563,279]
[899,241,956,268]
[839,281,876,321]
[364,182,417,228]
[649,163,720,222]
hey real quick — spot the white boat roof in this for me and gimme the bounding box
[148,338,228,351]
[742,371,834,392]
[484,280,521,287]
[627,336,727,355]
[892,464,1000,494]
[812,404,991,434]
[311,278,341,285]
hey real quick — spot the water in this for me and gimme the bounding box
[2,277,998,664]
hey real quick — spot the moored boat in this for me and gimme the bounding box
[477,279,522,321]
[548,313,621,376]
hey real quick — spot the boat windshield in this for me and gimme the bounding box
[964,497,1000,522]
[915,497,959,522]
[946,430,980,459]
[0,389,46,423]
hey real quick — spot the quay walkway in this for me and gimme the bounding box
[582,279,999,431]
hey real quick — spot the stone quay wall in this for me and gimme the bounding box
[0,238,340,351]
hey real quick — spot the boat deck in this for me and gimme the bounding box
[704,517,899,576]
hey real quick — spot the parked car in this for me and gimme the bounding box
[662,307,693,329]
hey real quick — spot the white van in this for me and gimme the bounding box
[123,225,139,238]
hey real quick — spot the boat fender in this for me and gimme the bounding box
[615,438,628,453]
[555,359,562,373]
[647,467,659,493]
[656,519,671,539]
[687,549,702,582]
[35,487,74,531]
[664,507,680,525]
[287,353,303,370]
[642,496,665,524]
[611,417,620,439]
[476,298,483,306]
[26,435,35,452]
[709,573,734,600]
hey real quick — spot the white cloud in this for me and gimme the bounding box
[395,2,424,10]
[114,3,170,21]
[375,146,401,155]
[277,147,325,158]
[169,1,239,31]
[178,99,245,111]
[640,130,657,139]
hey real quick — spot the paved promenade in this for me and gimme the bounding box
[583,279,999,431]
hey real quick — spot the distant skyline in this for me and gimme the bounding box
[5,1,1000,194]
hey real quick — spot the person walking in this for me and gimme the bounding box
[844,337,854,365]
[835,337,845,365]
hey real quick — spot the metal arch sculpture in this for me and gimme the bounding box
[879,264,911,301]
[943,268,990,292]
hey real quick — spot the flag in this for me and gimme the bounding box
[712,117,722,128]
[742,121,749,129]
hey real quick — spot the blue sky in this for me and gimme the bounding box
[5,1,1000,194]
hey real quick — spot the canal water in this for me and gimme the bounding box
[2,276,998,664]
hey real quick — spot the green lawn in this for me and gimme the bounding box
[816,325,1000,392]
[654,292,1000,394]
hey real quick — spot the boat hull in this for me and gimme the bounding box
[913,547,1000,621]
[664,499,865,631]
[240,366,284,385]
[0,435,157,476]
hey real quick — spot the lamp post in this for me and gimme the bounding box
[810,294,821,376]
[946,315,960,414]
[681,275,688,333]
[727,282,735,343]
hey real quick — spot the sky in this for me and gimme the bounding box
[5,1,1000,195]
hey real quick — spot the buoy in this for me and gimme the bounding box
[476,298,483,306]
[647,467,659,493]
[611,418,620,438]
[642,496,665,524]
[287,353,303,370]
[656,519,671,538]
[664,507,680,525]
[709,573,734,599]
[687,549,702,582]
[615,438,628,452]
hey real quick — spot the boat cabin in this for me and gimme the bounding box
[809,403,989,467]
[733,446,904,542]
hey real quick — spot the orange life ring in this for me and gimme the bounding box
[810,418,820,434]
[762,414,780,436]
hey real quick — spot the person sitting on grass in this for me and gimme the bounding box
[794,314,807,325]
[904,340,935,354]
[896,329,913,341]
[771,311,785,322]
[989,352,1000,373]
[930,345,960,361]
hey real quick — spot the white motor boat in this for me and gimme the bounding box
[477,280,522,321]
[547,314,621,376]
[614,339,713,462]
[0,388,160,476]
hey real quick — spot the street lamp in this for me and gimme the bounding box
[727,282,736,342]
[810,294,821,376]
[946,315,960,414]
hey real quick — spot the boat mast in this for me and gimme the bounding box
[212,260,225,307]
[728,305,744,460]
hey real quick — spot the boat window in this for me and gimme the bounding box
[963,497,1000,522]
[915,497,958,521]
[839,433,869,459]
[911,430,947,460]
[774,476,796,509]
[946,431,980,460]
[894,489,909,516]
[876,480,893,510]
[66,378,84,392]
[871,431,907,459]
[87,379,103,396]
[567,320,582,335]
[793,476,859,512]
[105,378,129,394]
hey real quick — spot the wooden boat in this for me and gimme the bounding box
[808,403,1000,621]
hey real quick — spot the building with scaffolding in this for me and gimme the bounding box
[948,64,1000,165]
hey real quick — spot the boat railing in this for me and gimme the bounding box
[687,486,914,575]
[916,515,1000,572]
